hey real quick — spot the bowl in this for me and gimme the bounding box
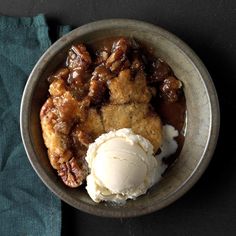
[20,19,220,217]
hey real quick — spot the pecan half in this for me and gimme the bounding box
[105,38,129,71]
[160,76,182,102]
[95,48,110,65]
[58,157,88,188]
[149,59,172,83]
[88,78,107,104]
[66,44,92,71]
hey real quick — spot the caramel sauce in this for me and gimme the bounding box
[154,95,186,165]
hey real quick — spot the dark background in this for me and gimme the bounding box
[1,0,236,235]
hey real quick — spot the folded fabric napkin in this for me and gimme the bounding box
[0,14,70,236]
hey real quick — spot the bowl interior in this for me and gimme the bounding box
[21,20,219,217]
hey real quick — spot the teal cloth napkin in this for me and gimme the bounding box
[0,15,70,236]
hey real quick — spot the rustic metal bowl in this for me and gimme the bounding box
[20,19,220,217]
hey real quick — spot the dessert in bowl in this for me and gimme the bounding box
[20,19,219,217]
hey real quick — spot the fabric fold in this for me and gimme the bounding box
[0,14,70,236]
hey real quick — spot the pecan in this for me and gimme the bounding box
[53,92,78,121]
[88,79,107,104]
[58,157,88,188]
[66,44,92,71]
[149,59,172,83]
[67,74,90,100]
[105,38,129,70]
[112,37,129,53]
[95,48,110,65]
[160,76,182,102]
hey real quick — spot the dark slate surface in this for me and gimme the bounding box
[1,0,235,235]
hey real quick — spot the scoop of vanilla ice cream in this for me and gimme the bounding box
[85,128,165,203]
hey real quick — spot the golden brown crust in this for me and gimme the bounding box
[102,103,162,152]
[77,108,105,139]
[132,115,162,153]
[102,103,149,130]
[108,69,152,104]
[40,98,73,169]
[49,78,67,97]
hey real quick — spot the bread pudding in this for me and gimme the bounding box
[40,37,186,188]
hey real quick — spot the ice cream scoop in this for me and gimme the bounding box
[85,128,166,203]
